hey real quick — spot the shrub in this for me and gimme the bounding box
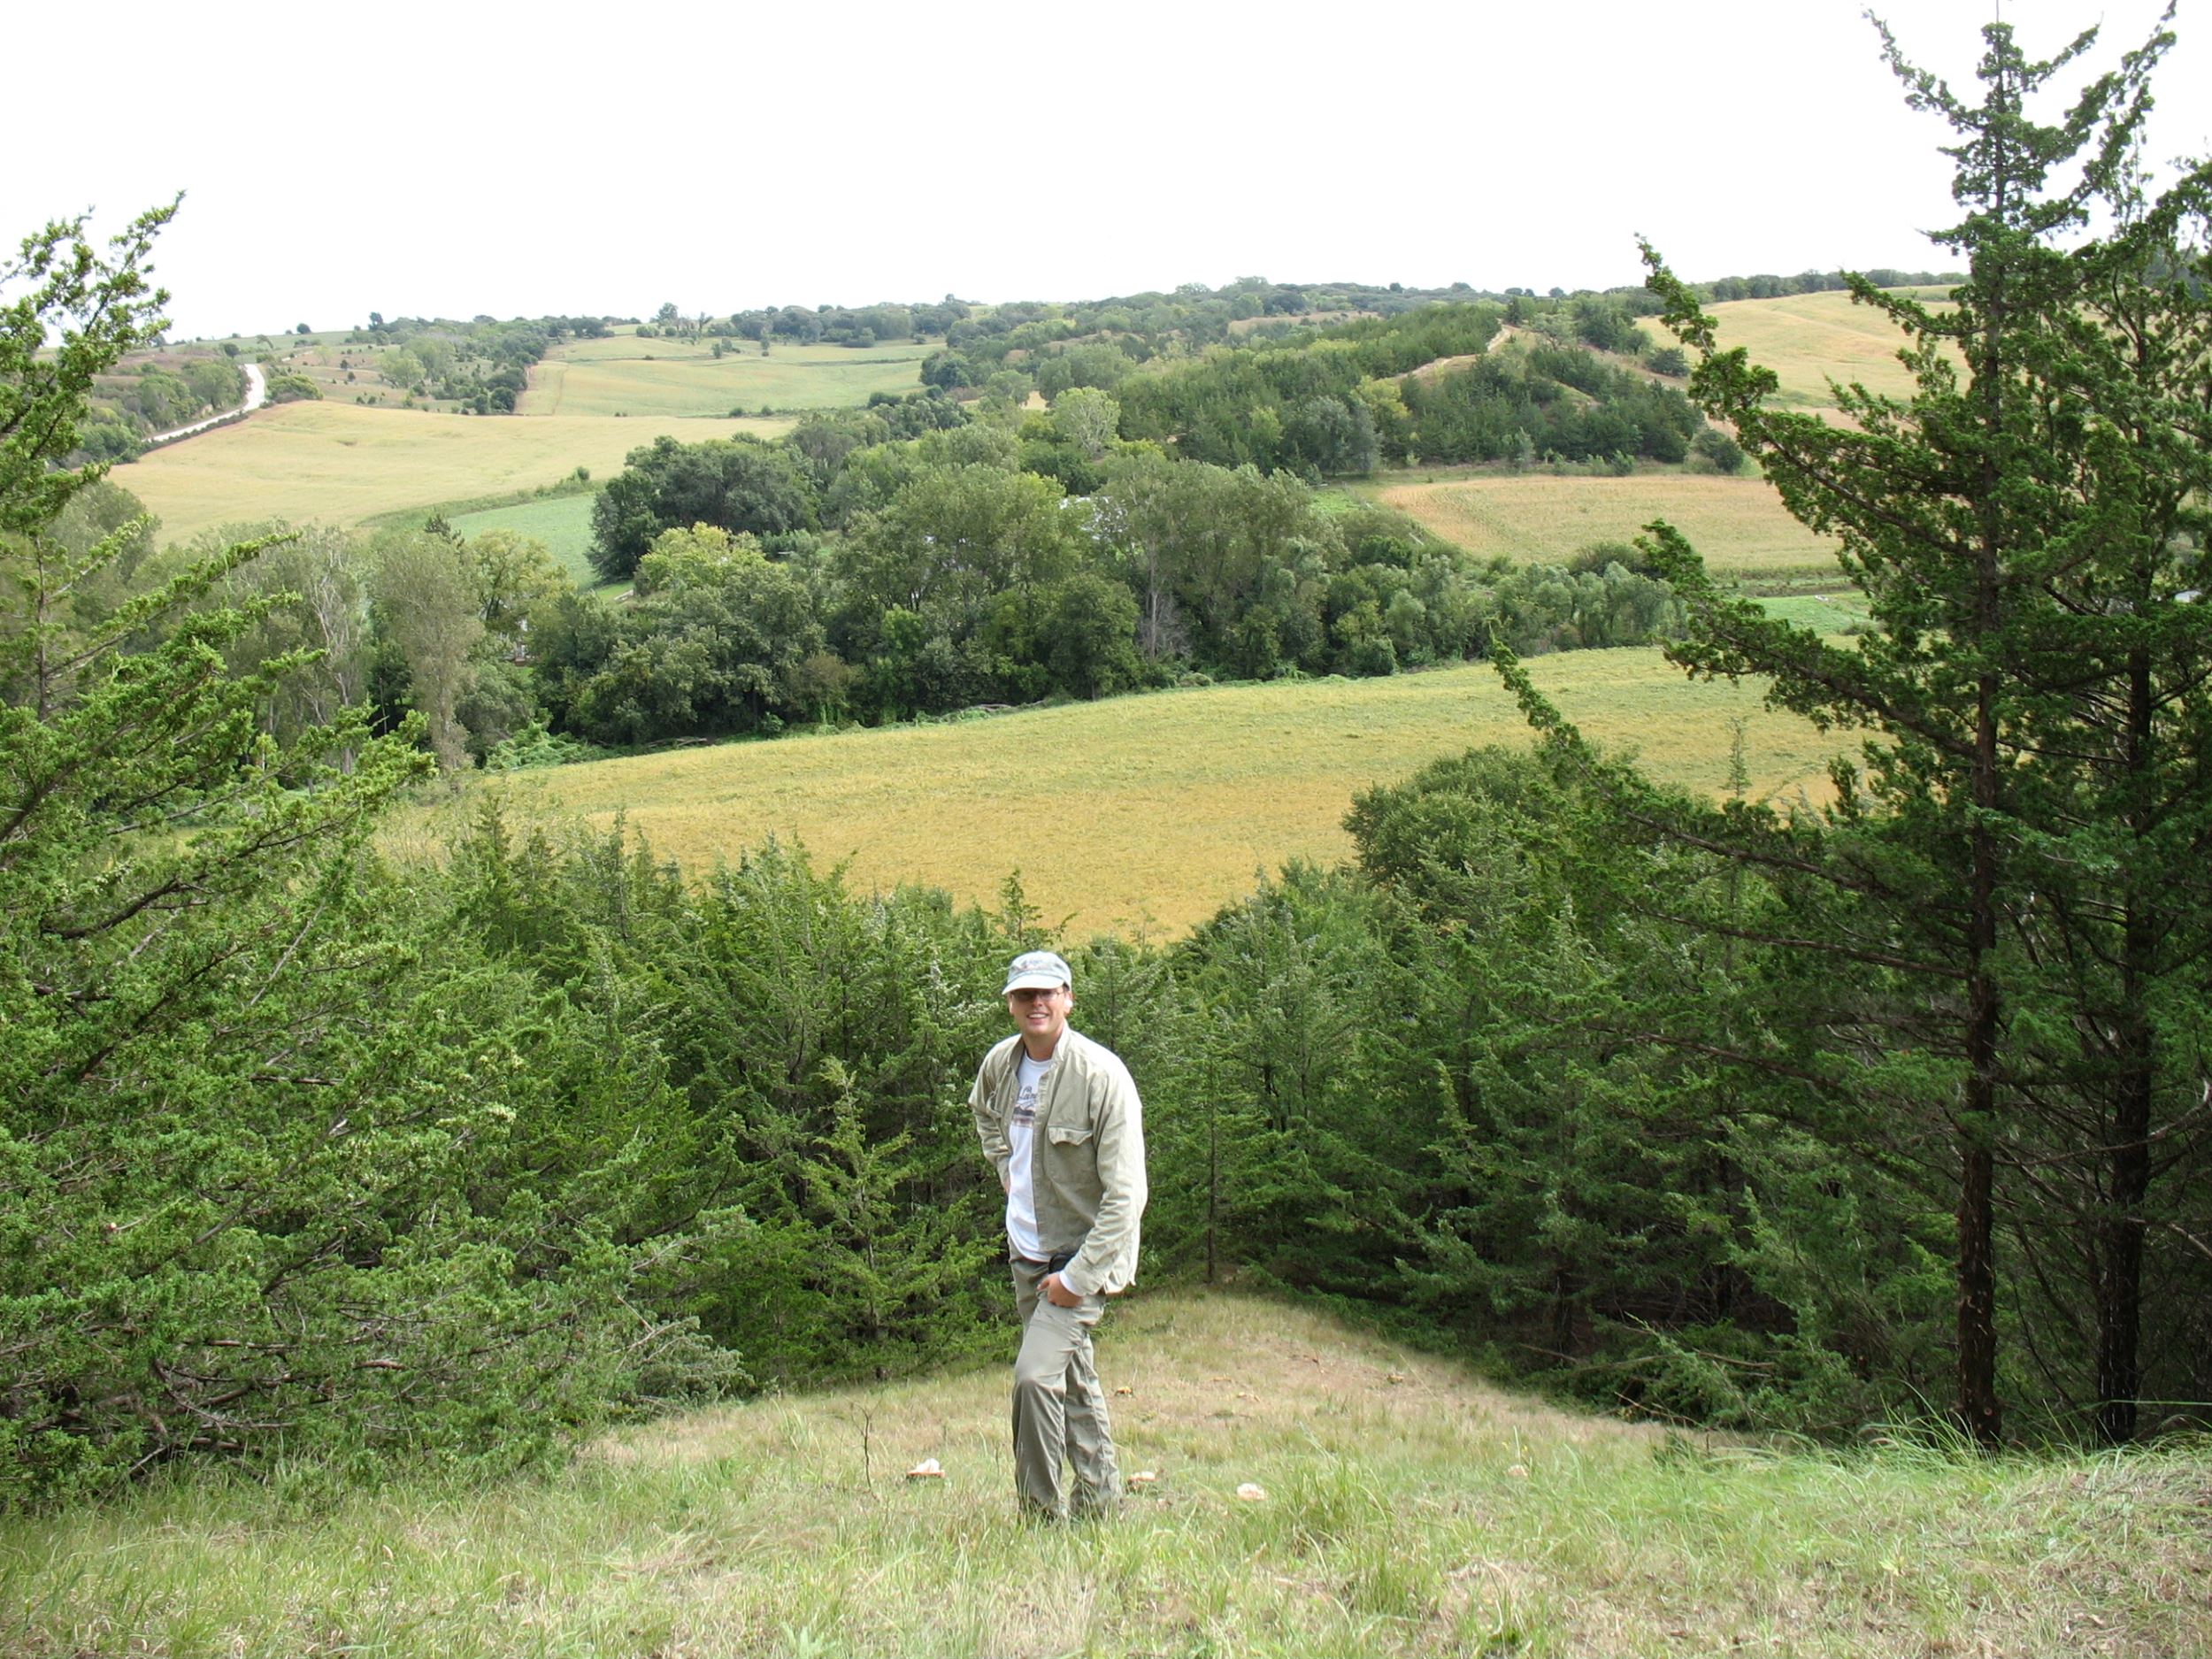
[1693,427,1747,474]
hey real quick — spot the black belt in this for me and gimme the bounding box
[1014,1248,1078,1273]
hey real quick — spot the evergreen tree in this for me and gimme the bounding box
[1,215,739,1497]
[1542,11,2212,1444]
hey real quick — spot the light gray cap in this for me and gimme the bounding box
[1002,950,1071,994]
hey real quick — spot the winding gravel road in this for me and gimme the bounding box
[144,361,267,446]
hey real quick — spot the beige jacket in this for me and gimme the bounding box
[970,1027,1147,1296]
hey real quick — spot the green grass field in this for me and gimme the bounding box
[403,654,1846,940]
[1373,472,1839,585]
[121,403,792,545]
[11,1289,2200,1659]
[520,334,932,417]
[1758,591,1873,633]
[447,492,601,587]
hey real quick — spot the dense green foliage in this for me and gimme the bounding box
[1694,265,1961,303]
[2,212,745,1503]
[1611,12,2212,1448]
[587,434,818,581]
[1111,304,1702,472]
[520,294,1704,747]
[346,312,609,414]
[723,297,965,347]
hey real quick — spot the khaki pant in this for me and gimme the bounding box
[1009,1256,1121,1519]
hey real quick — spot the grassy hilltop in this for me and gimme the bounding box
[1702,287,1955,418]
[11,1290,2200,1659]
[1363,288,1947,592]
[520,332,933,418]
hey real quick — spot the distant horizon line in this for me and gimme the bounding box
[154,263,1970,346]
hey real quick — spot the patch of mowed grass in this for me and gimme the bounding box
[396,655,1846,939]
[521,336,932,417]
[1374,472,1838,584]
[1757,591,1873,634]
[122,403,792,545]
[1704,287,1956,417]
[9,1291,2205,1659]
[447,492,601,587]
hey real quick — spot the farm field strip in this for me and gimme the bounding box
[1374,472,1839,580]
[123,403,789,543]
[521,336,932,416]
[418,654,1846,940]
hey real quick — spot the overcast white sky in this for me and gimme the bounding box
[12,0,2211,341]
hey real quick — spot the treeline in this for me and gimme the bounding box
[120,300,1709,769]
[108,449,1672,767]
[714,298,972,347]
[716,274,1502,396]
[1111,304,1709,472]
[643,267,1897,419]
[1693,265,1961,302]
[467,302,1714,749]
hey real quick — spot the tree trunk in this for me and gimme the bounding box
[1956,629,2004,1446]
[1206,1100,1219,1286]
[2094,1049,2152,1445]
[1958,825,2002,1446]
[1955,1121,2001,1445]
[2095,646,2159,1445]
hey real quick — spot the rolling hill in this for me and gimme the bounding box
[411,654,1847,938]
[122,401,789,544]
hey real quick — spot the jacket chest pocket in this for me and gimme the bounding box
[1042,1110,1102,1205]
[1044,1077,1097,1145]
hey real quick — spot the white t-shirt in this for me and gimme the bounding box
[1004,1051,1051,1259]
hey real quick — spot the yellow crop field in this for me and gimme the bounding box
[521,336,932,417]
[1704,287,1955,416]
[1374,472,1838,581]
[416,654,1842,940]
[122,403,791,544]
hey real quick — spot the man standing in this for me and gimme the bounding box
[971,949,1148,1521]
